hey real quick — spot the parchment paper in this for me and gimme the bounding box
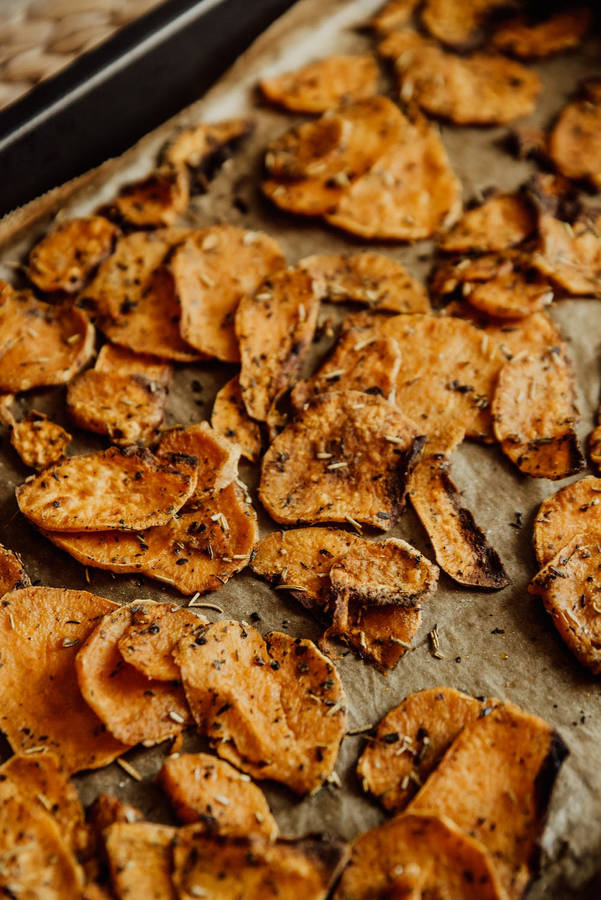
[1,1,601,895]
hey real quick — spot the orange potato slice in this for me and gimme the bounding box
[158,752,278,838]
[421,0,510,48]
[533,212,601,297]
[161,117,254,172]
[493,8,592,59]
[236,266,321,421]
[368,0,421,33]
[549,80,601,190]
[441,304,564,362]
[265,116,353,180]
[10,411,71,469]
[117,600,205,681]
[0,586,126,772]
[109,165,189,228]
[171,225,285,362]
[27,215,118,294]
[211,376,263,463]
[104,822,177,900]
[259,390,422,529]
[260,54,379,113]
[175,621,346,794]
[87,793,144,834]
[0,543,29,598]
[438,193,535,253]
[157,421,241,497]
[533,475,601,566]
[16,446,197,533]
[76,603,192,746]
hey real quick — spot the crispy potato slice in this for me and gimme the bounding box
[533,212,601,297]
[549,81,601,190]
[0,543,29,598]
[10,411,71,469]
[408,455,509,588]
[408,703,568,898]
[259,390,422,529]
[104,822,177,900]
[590,424,601,472]
[175,621,346,794]
[117,600,205,681]
[356,688,488,812]
[76,603,192,746]
[158,752,278,837]
[492,348,583,479]
[263,175,346,218]
[0,587,126,771]
[27,216,118,294]
[157,421,241,497]
[95,343,172,382]
[87,793,144,833]
[173,831,349,900]
[533,475,601,566]
[300,252,430,313]
[334,811,505,899]
[438,193,535,253]
[211,376,263,463]
[368,0,420,33]
[265,116,352,180]
[17,446,197,533]
[260,54,379,113]
[442,304,564,362]
[109,166,189,228]
[421,0,510,48]
[339,601,422,671]
[171,225,285,362]
[0,282,95,393]
[380,29,541,125]
[161,117,254,172]
[493,8,592,59]
[236,267,321,421]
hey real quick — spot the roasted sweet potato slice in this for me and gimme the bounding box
[260,54,379,113]
[175,621,346,794]
[95,343,172,382]
[590,423,601,472]
[439,193,535,253]
[0,586,126,772]
[265,116,352,180]
[109,165,189,228]
[442,304,564,364]
[211,376,263,463]
[549,81,601,190]
[10,411,71,469]
[492,8,592,58]
[260,390,422,529]
[171,225,285,362]
[421,0,510,48]
[76,603,192,746]
[408,455,509,589]
[300,252,430,313]
[368,0,420,33]
[408,703,568,898]
[87,793,144,835]
[117,600,205,681]
[0,282,95,393]
[0,543,29,598]
[492,348,583,479]
[158,752,278,837]
[27,216,118,294]
[158,421,240,497]
[356,687,488,812]
[236,266,320,421]
[533,475,601,566]
[17,446,197,533]
[161,117,254,173]
[533,211,601,297]
[104,822,177,900]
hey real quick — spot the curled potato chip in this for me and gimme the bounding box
[211,376,263,463]
[493,8,592,59]
[356,687,488,813]
[157,421,241,497]
[27,216,118,294]
[300,252,430,313]
[76,603,192,746]
[0,586,126,772]
[104,822,177,900]
[0,543,29,598]
[161,117,254,172]
[438,193,535,253]
[421,0,510,48]
[0,282,95,393]
[533,212,601,297]
[260,390,422,529]
[533,475,601,566]
[408,703,568,898]
[109,166,189,228]
[158,752,278,838]
[442,304,564,363]
[236,267,321,422]
[10,411,71,469]
[549,81,601,190]
[334,811,505,900]
[17,446,197,533]
[260,54,379,113]
[171,225,285,362]
[117,600,205,681]
[175,621,346,794]
[368,0,420,33]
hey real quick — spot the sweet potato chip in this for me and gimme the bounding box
[260,55,379,113]
[408,703,568,898]
[533,212,601,297]
[549,81,601,190]
[265,116,352,180]
[369,0,420,33]
[173,831,349,900]
[109,166,189,228]
[171,225,285,362]
[0,282,95,393]
[356,687,488,812]
[17,446,197,533]
[95,343,172,383]
[104,822,177,900]
[442,304,564,363]
[0,586,126,771]
[27,216,118,294]
[334,811,505,900]
[211,376,263,463]
[76,603,192,746]
[175,621,346,794]
[438,192,535,253]
[259,390,422,529]
[408,455,509,588]
[492,348,583,479]
[10,411,71,469]
[590,423,601,472]
[87,793,144,834]
[117,600,205,681]
[421,0,510,48]
[339,600,423,671]
[158,752,278,838]
[236,266,321,422]
[0,543,29,597]
[533,475,601,566]
[161,117,254,173]
[300,252,430,313]
[157,421,241,496]
[380,29,541,125]
[493,8,592,59]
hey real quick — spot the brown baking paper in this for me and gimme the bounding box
[1,1,601,895]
